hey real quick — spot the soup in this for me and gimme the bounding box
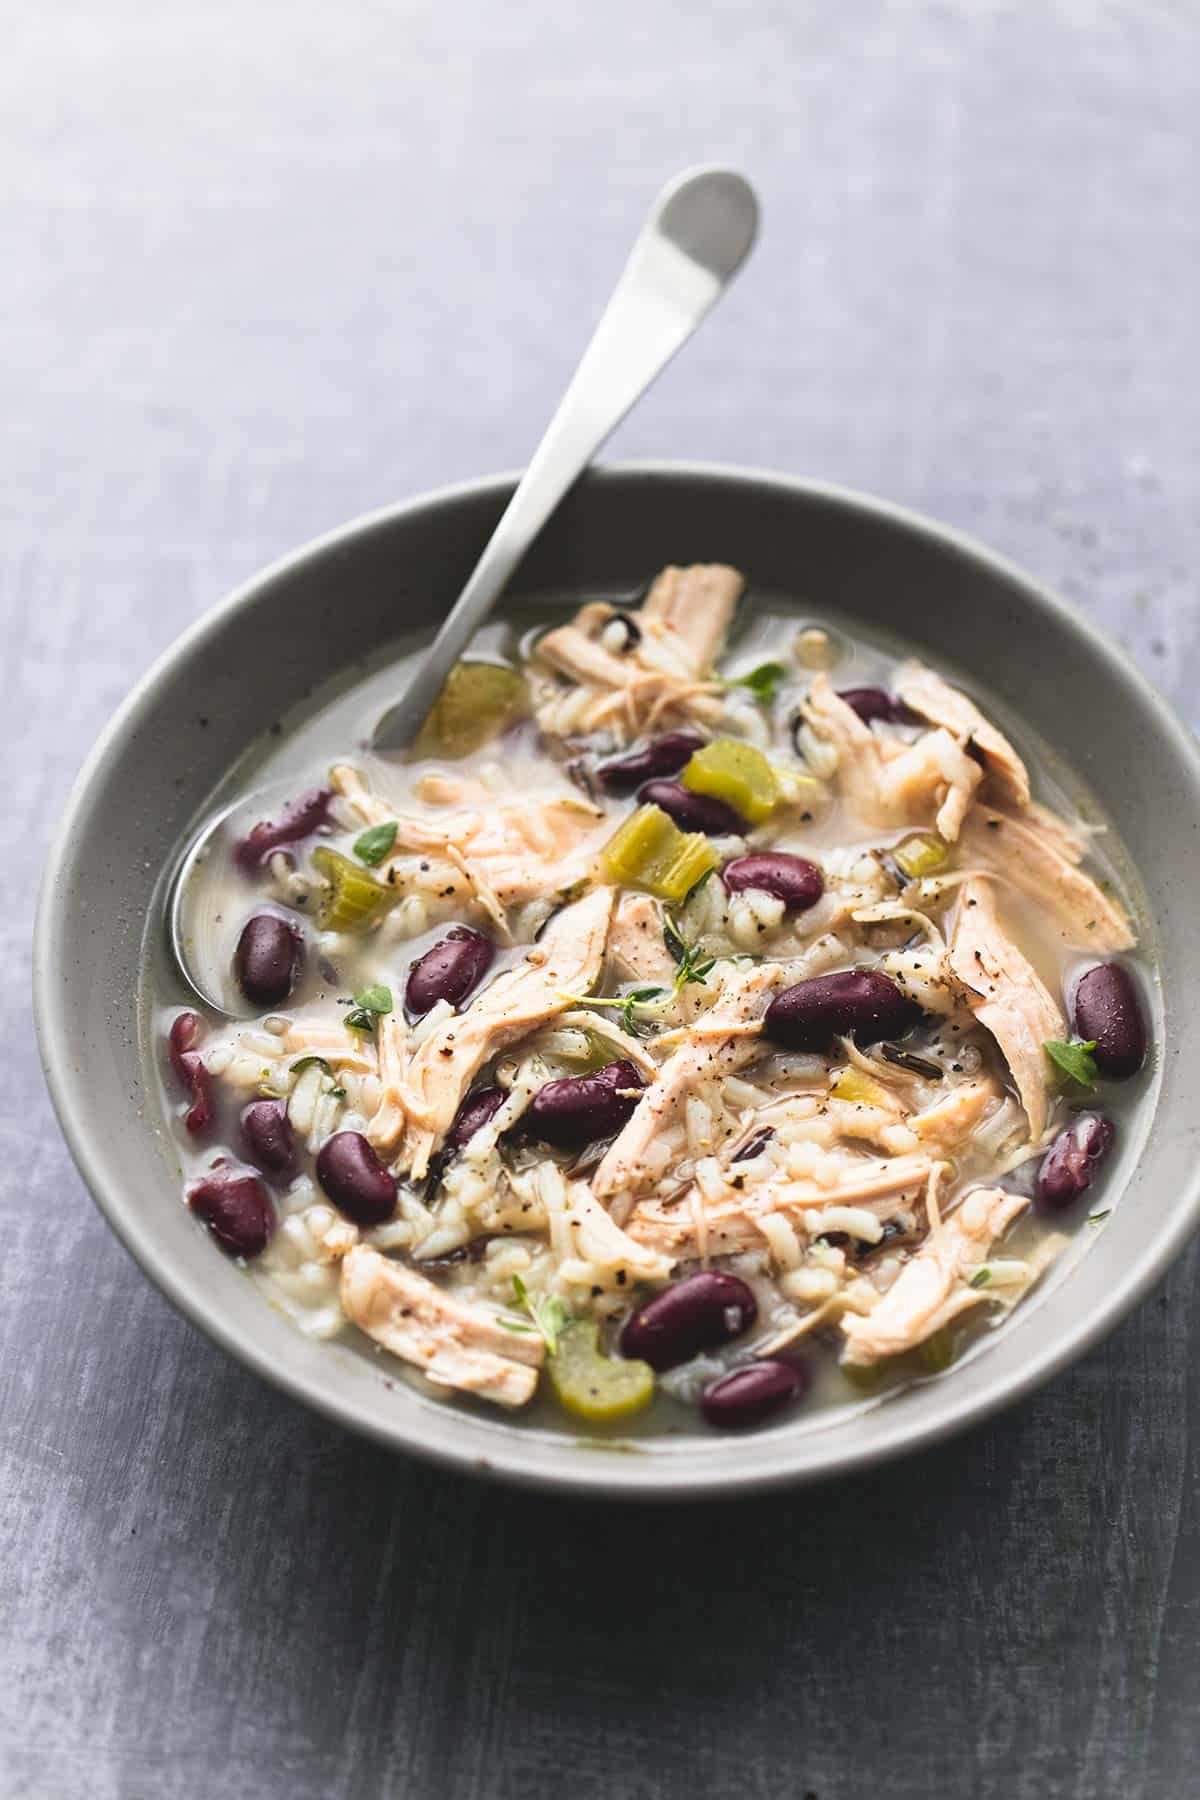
[152,564,1149,1433]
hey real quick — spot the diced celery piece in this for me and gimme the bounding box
[908,1324,963,1373]
[830,1067,890,1108]
[840,1359,885,1393]
[601,805,719,902]
[548,1320,655,1423]
[893,831,950,879]
[414,661,528,759]
[658,832,720,903]
[681,737,780,824]
[312,847,399,933]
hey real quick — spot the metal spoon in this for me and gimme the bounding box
[170,165,759,1012]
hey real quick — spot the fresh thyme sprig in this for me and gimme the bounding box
[662,912,717,993]
[499,1273,570,1355]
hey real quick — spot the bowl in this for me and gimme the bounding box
[33,463,1200,1498]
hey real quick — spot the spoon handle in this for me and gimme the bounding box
[372,165,758,750]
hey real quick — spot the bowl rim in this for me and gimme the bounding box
[33,459,1200,1498]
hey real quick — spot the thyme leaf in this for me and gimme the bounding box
[1044,1038,1099,1089]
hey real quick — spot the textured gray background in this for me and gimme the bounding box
[7,3,1200,1796]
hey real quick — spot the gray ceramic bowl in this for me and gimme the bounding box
[34,463,1200,1498]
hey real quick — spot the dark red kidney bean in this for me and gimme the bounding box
[445,1086,507,1152]
[639,779,746,837]
[1036,1113,1115,1212]
[764,968,920,1052]
[837,687,900,724]
[701,1360,804,1429]
[168,1010,215,1136]
[596,730,706,794]
[731,1126,776,1163]
[187,1162,274,1257]
[426,1087,508,1191]
[1072,963,1147,1078]
[235,913,302,1008]
[241,1098,294,1174]
[316,1131,398,1226]
[405,926,494,1018]
[621,1270,758,1371]
[526,1060,646,1150]
[234,787,331,870]
[722,852,824,911]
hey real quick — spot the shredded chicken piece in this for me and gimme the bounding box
[948,877,1064,1141]
[282,1017,378,1076]
[340,1246,543,1407]
[554,1010,661,1082]
[959,804,1134,951]
[331,764,606,916]
[533,563,744,742]
[592,963,788,1202]
[801,675,983,842]
[557,1178,674,1290]
[366,1010,409,1154]
[894,661,1031,808]
[909,1077,1004,1152]
[607,892,677,985]
[398,887,615,1178]
[639,563,744,676]
[840,1185,1028,1364]
[627,1154,936,1259]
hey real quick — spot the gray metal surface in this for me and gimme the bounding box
[5,2,1199,1796]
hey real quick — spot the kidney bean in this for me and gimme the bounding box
[168,1010,215,1136]
[701,1360,804,1429]
[1072,963,1146,1078]
[424,1087,509,1192]
[241,1098,294,1174]
[764,968,920,1051]
[405,926,494,1018]
[837,687,902,724]
[1036,1112,1115,1211]
[234,787,331,870]
[187,1161,274,1257]
[722,852,824,911]
[639,779,746,836]
[235,913,302,1008]
[596,730,706,794]
[316,1131,398,1226]
[445,1086,508,1152]
[621,1270,757,1371]
[526,1060,646,1150]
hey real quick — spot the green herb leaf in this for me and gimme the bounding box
[353,821,398,866]
[556,985,667,1039]
[355,983,394,1014]
[1044,1039,1099,1089]
[728,661,789,705]
[662,913,688,965]
[968,1267,992,1290]
[344,984,394,1035]
[663,912,717,996]
[289,1053,345,1098]
[1088,1209,1111,1225]
[508,1273,571,1356]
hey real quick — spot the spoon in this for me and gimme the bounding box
[170,165,759,1012]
